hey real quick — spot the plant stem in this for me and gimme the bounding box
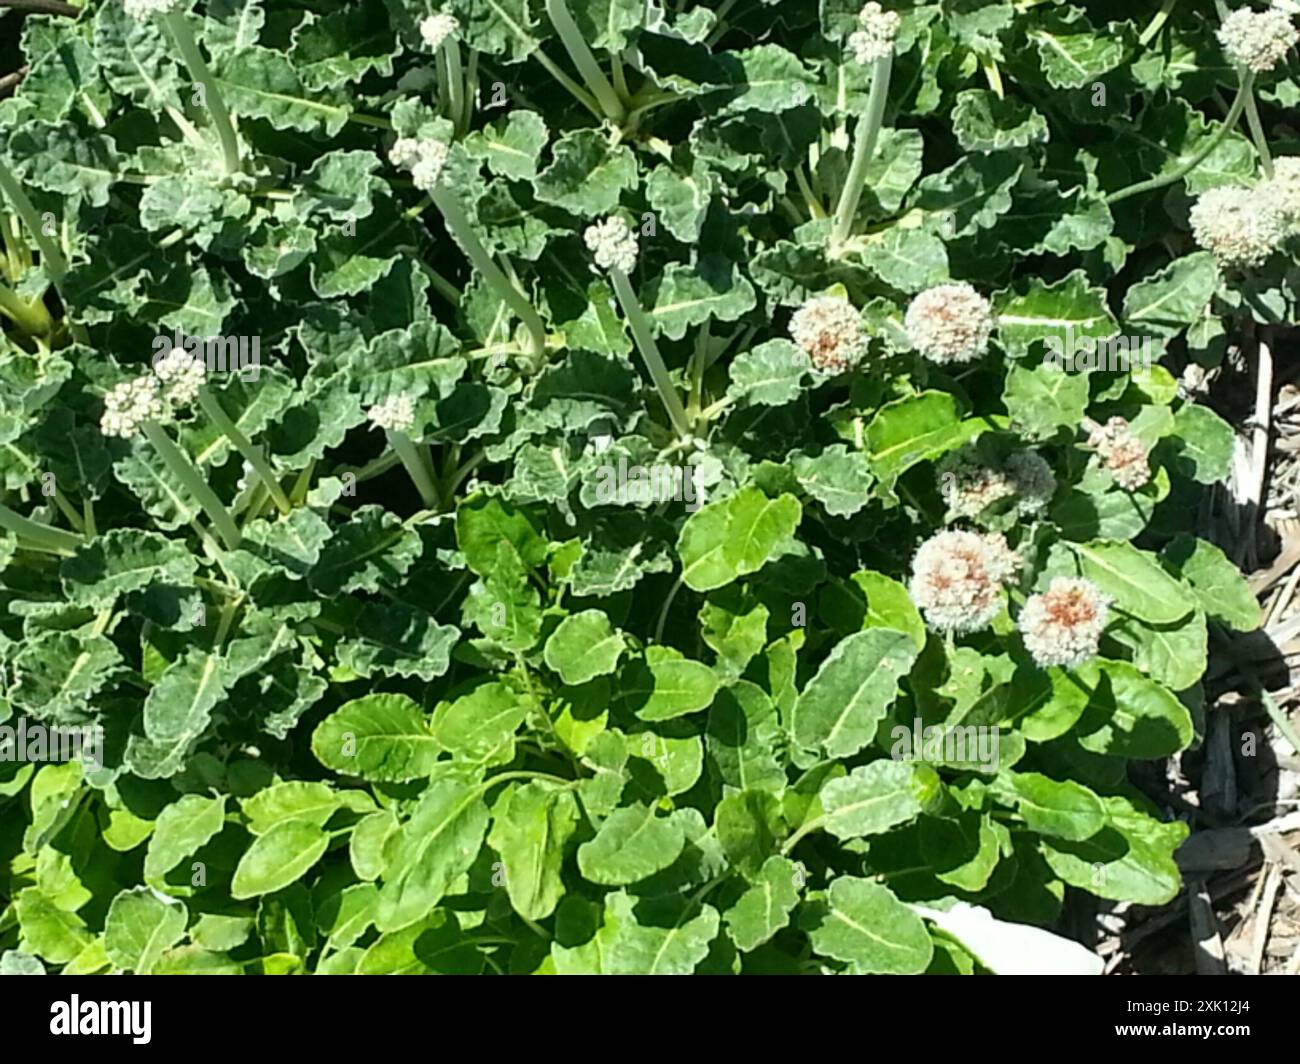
[544,0,625,122]
[196,388,291,515]
[385,428,440,508]
[1243,85,1273,178]
[0,156,68,283]
[1106,72,1254,204]
[141,421,241,550]
[830,52,893,246]
[160,11,241,175]
[0,501,82,553]
[1139,0,1179,46]
[609,268,692,438]
[440,42,466,136]
[429,184,546,360]
[0,279,51,335]
[780,815,825,856]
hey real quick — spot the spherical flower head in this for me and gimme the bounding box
[368,394,416,433]
[847,3,900,64]
[1003,449,1057,514]
[936,448,1016,521]
[419,12,459,50]
[1087,416,1151,491]
[389,137,422,169]
[584,216,639,274]
[124,0,180,19]
[100,376,166,438]
[410,140,450,191]
[905,282,994,364]
[1019,577,1110,669]
[909,530,1018,635]
[1189,185,1286,267]
[788,296,869,374]
[154,347,207,407]
[1261,156,1300,230]
[1217,7,1298,73]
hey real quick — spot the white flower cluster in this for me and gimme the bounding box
[419,12,460,50]
[388,137,449,192]
[101,377,167,439]
[1189,185,1286,267]
[788,296,869,374]
[909,530,1019,635]
[905,282,995,364]
[847,2,900,65]
[123,0,179,19]
[154,347,207,407]
[584,216,639,274]
[1262,155,1300,230]
[1217,6,1298,73]
[367,393,416,433]
[1086,417,1151,491]
[100,349,210,438]
[937,447,1056,522]
[1018,577,1110,669]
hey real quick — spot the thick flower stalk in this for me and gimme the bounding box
[830,4,899,245]
[393,137,547,362]
[1018,577,1110,669]
[1261,155,1300,232]
[1085,417,1151,491]
[909,530,1019,635]
[421,13,468,134]
[937,447,1056,523]
[544,0,626,123]
[788,296,869,374]
[99,368,241,549]
[905,282,995,364]
[586,216,692,438]
[126,1,242,175]
[1189,185,1285,266]
[0,155,69,285]
[368,394,440,508]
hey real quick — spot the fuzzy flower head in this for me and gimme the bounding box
[419,12,460,50]
[123,0,180,19]
[389,137,449,191]
[905,282,995,364]
[847,3,900,64]
[909,530,1019,635]
[1018,577,1110,669]
[584,216,639,274]
[1261,155,1300,230]
[367,394,416,433]
[1087,417,1151,491]
[937,447,1056,523]
[788,296,869,374]
[1217,7,1298,73]
[153,347,207,407]
[1189,185,1286,267]
[100,376,166,438]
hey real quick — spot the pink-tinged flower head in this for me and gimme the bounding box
[1217,7,1298,73]
[905,282,995,364]
[1189,185,1285,267]
[909,530,1019,634]
[1018,577,1110,668]
[1087,416,1151,491]
[788,296,868,373]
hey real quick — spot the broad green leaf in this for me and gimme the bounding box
[991,771,1104,841]
[144,794,226,886]
[544,610,627,685]
[1073,659,1194,758]
[241,781,342,835]
[487,782,579,920]
[1161,535,1260,632]
[808,877,933,973]
[231,820,329,899]
[706,680,785,793]
[1063,540,1192,625]
[577,804,686,886]
[819,760,925,838]
[724,855,800,952]
[312,693,440,783]
[104,888,187,974]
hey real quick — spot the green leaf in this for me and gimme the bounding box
[648,261,757,341]
[241,781,342,835]
[1073,659,1195,758]
[866,391,985,485]
[706,680,785,793]
[1122,252,1219,340]
[144,794,226,886]
[724,855,800,951]
[1063,540,1193,625]
[1167,404,1234,484]
[487,782,579,921]
[727,339,810,407]
[791,628,919,757]
[311,693,440,783]
[61,528,197,607]
[952,89,1048,153]
[990,771,1104,841]
[577,804,687,885]
[1161,535,1260,632]
[431,682,530,762]
[995,270,1117,359]
[1003,361,1090,439]
[625,646,722,722]
[808,877,933,973]
[677,487,801,592]
[104,888,187,974]
[792,445,875,517]
[533,129,637,217]
[819,760,925,838]
[336,603,459,681]
[231,820,329,900]
[544,610,627,685]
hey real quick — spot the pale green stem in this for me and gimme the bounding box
[1105,72,1254,204]
[545,0,625,122]
[0,156,68,282]
[0,278,51,335]
[429,184,546,359]
[1243,86,1273,179]
[51,488,83,532]
[440,42,466,136]
[386,428,440,509]
[1139,0,1179,46]
[0,501,82,553]
[141,421,241,550]
[609,268,691,438]
[830,53,893,246]
[530,50,603,120]
[160,11,241,175]
[196,388,291,515]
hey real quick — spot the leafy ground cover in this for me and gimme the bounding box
[0,0,1294,975]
